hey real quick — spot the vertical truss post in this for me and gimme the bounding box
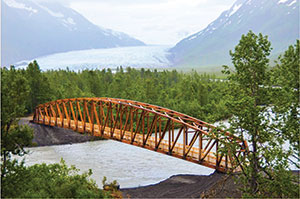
[159,118,162,139]
[119,105,124,131]
[185,128,188,146]
[130,109,134,139]
[85,100,92,132]
[216,140,219,169]
[225,154,228,170]
[199,132,203,162]
[44,106,49,124]
[61,104,65,128]
[99,101,103,127]
[154,118,158,147]
[55,102,59,126]
[83,100,87,132]
[93,102,101,135]
[168,121,171,154]
[62,101,70,128]
[182,126,187,159]
[110,105,114,134]
[75,100,78,131]
[36,108,39,123]
[171,123,174,142]
[91,101,95,135]
[49,104,55,125]
[42,106,45,124]
[142,113,145,143]
[77,100,83,132]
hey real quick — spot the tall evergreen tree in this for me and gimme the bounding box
[25,61,52,112]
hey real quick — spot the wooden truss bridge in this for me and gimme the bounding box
[33,97,248,173]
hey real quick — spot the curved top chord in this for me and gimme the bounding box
[33,97,248,173]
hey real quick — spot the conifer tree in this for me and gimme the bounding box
[25,60,52,112]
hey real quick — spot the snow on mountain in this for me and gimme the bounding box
[169,0,299,68]
[278,0,289,3]
[1,0,145,66]
[3,0,37,13]
[229,3,242,17]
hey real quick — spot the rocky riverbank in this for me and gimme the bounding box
[121,172,242,198]
[19,117,101,146]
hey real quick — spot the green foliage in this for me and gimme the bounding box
[1,124,33,160]
[0,60,229,124]
[1,65,112,198]
[1,66,29,130]
[35,66,230,123]
[1,66,34,177]
[102,176,120,191]
[271,40,300,168]
[1,159,111,198]
[223,31,299,198]
[25,60,52,112]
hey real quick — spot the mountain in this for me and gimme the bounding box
[169,0,299,68]
[1,0,145,66]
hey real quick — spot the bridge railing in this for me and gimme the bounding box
[33,97,248,173]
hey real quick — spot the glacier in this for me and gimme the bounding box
[15,45,172,71]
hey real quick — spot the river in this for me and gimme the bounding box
[16,117,297,188]
[17,139,214,188]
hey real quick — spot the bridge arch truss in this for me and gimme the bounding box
[33,97,248,172]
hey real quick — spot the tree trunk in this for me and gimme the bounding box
[250,129,259,194]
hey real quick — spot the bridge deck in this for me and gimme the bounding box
[38,117,233,171]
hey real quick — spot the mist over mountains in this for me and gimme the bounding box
[169,0,299,68]
[1,0,145,66]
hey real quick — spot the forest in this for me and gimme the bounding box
[4,62,232,123]
[1,32,299,198]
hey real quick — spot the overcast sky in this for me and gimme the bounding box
[66,0,236,45]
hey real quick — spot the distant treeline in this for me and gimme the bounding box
[1,62,231,123]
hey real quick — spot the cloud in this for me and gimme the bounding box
[65,0,235,45]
